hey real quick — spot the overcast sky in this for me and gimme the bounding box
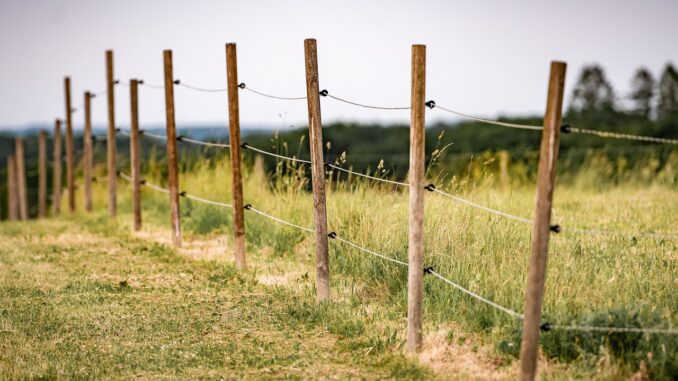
[1,0,677,131]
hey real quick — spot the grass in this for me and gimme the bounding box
[1,146,677,379]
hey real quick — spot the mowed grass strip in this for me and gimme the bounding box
[0,214,431,380]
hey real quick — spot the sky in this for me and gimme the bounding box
[0,0,677,131]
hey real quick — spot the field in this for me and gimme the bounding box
[1,152,677,380]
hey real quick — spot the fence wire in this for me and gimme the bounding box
[177,81,227,93]
[239,83,307,100]
[322,91,409,111]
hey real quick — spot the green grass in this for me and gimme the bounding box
[0,214,432,380]
[2,149,677,379]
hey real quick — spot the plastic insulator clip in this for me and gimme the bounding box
[328,232,337,239]
[139,80,145,85]
[140,179,147,185]
[424,183,436,192]
[91,177,97,183]
[549,224,561,233]
[425,100,436,109]
[173,79,181,85]
[319,89,329,97]
[560,124,571,134]
[179,191,187,197]
[176,135,184,141]
[324,160,333,167]
[114,79,120,85]
[424,266,434,275]
[91,93,97,99]
[116,170,121,176]
[240,142,249,149]
[91,136,97,142]
[540,322,552,332]
[115,128,121,132]
[238,83,246,89]
[243,203,252,210]
[139,129,145,135]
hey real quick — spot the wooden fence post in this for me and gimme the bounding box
[64,77,76,212]
[7,155,18,221]
[53,119,62,216]
[83,91,93,212]
[304,38,330,302]
[163,49,182,247]
[225,43,247,270]
[38,130,47,217]
[106,50,117,218]
[407,44,427,353]
[15,137,28,220]
[130,79,142,231]
[519,61,567,381]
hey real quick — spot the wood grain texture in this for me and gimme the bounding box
[52,119,62,216]
[106,50,117,218]
[519,61,567,381]
[406,44,426,353]
[163,50,182,248]
[304,38,330,302]
[226,43,246,270]
[83,92,93,212]
[15,137,28,220]
[130,79,142,231]
[64,77,75,212]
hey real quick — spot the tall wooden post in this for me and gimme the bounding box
[163,49,182,247]
[64,77,75,212]
[304,38,330,302]
[407,44,427,352]
[52,119,63,216]
[519,61,567,381]
[130,79,142,231]
[15,137,28,220]
[83,92,94,212]
[106,50,117,218]
[38,130,47,217]
[7,155,18,221]
[226,43,247,270]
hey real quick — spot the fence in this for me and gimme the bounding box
[2,40,678,381]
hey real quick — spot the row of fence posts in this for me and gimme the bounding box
[2,40,566,381]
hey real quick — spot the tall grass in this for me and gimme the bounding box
[93,142,678,379]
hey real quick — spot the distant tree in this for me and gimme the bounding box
[629,67,655,118]
[656,63,678,119]
[568,64,616,113]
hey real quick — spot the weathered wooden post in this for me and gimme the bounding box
[106,50,117,218]
[130,79,142,231]
[519,61,567,381]
[52,119,63,216]
[304,38,330,302]
[15,137,28,220]
[407,44,426,352]
[225,43,247,270]
[163,49,182,247]
[83,91,94,212]
[38,130,47,217]
[64,77,76,212]
[7,155,18,221]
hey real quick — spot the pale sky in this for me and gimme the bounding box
[1,0,677,131]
